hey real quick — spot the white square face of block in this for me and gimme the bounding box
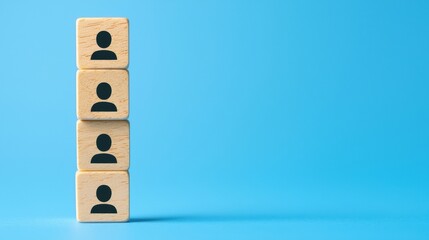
[77,18,129,69]
[77,70,129,120]
[76,171,129,222]
[77,120,129,171]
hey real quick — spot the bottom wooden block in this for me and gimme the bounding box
[76,171,129,222]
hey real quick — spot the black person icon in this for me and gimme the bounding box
[91,185,117,214]
[91,31,117,60]
[91,134,117,164]
[91,82,118,112]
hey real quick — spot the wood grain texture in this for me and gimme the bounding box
[77,18,128,69]
[77,120,129,171]
[76,171,129,222]
[77,70,129,120]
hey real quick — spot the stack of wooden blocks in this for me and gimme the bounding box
[75,18,130,222]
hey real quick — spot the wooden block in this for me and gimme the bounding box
[76,171,129,222]
[77,18,128,69]
[77,120,129,171]
[77,70,128,120]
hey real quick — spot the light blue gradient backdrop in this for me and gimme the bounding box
[0,0,428,239]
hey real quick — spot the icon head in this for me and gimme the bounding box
[96,82,112,100]
[96,185,112,202]
[96,31,112,48]
[96,134,112,152]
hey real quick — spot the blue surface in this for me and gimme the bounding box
[0,0,429,239]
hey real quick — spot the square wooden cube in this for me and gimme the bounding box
[76,171,129,222]
[77,120,129,171]
[77,70,129,120]
[77,18,128,69]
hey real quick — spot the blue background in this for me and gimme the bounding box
[0,0,428,239]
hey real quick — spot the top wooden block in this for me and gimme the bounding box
[77,18,128,69]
